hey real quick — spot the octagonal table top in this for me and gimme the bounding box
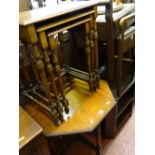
[23,79,116,137]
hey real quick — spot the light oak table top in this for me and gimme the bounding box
[24,79,116,137]
[19,0,110,26]
[19,106,43,150]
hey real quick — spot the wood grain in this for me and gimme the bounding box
[19,106,42,149]
[24,79,116,137]
[19,0,110,26]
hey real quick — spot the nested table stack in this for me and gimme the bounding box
[19,1,108,126]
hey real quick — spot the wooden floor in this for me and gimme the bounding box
[63,107,135,155]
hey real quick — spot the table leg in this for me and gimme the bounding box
[48,35,69,114]
[95,124,102,155]
[39,31,64,122]
[26,25,60,125]
[104,105,117,138]
[85,22,94,92]
[78,125,102,155]
[89,20,96,91]
[93,6,100,89]
[116,39,123,97]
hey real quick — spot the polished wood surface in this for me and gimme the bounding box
[24,79,116,137]
[20,0,108,125]
[19,106,43,149]
[19,0,110,26]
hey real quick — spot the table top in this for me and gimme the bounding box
[24,79,116,137]
[19,106,43,149]
[19,0,110,26]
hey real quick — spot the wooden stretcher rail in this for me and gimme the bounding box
[47,18,91,37]
[68,67,89,76]
[37,10,95,32]
[69,71,89,82]
[24,93,52,113]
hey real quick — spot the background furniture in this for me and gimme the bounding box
[19,106,51,155]
[96,0,134,85]
[116,13,135,97]
[96,0,135,135]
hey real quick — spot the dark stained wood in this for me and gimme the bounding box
[104,104,117,138]
[20,134,51,155]
[116,13,135,96]
[105,0,114,85]
[93,5,100,89]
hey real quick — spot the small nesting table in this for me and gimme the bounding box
[19,0,110,125]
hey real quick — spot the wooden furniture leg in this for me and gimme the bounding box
[105,1,114,85]
[95,125,102,155]
[93,6,100,89]
[104,105,117,138]
[89,18,96,91]
[78,125,102,155]
[39,31,64,122]
[26,25,60,125]
[85,22,94,92]
[57,32,73,85]
[48,35,69,114]
[116,39,123,97]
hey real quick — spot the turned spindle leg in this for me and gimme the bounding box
[48,35,69,114]
[26,25,59,125]
[39,31,64,122]
[89,19,96,91]
[57,32,73,85]
[85,22,94,92]
[93,6,100,88]
[32,42,60,125]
